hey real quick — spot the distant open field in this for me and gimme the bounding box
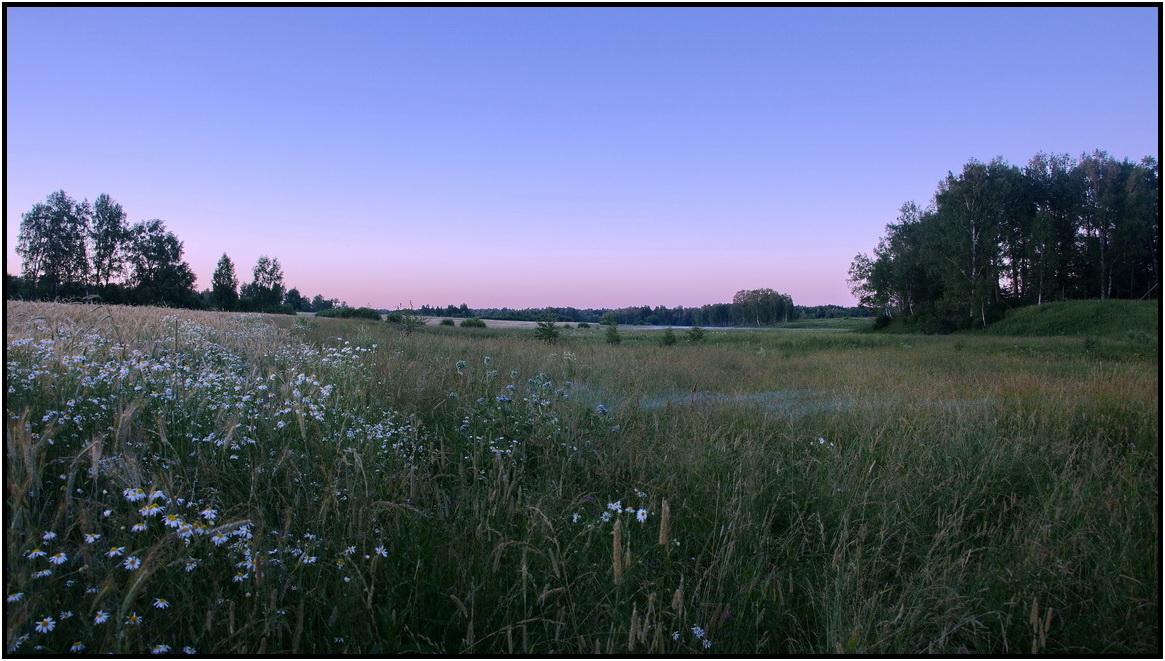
[4,300,1158,655]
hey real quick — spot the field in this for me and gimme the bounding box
[4,300,1159,654]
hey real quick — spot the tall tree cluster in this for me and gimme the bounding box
[14,190,198,307]
[849,151,1159,331]
[10,190,329,314]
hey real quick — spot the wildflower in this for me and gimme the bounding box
[125,612,143,625]
[690,625,705,639]
[34,617,55,633]
[342,545,356,555]
[106,546,126,557]
[124,487,146,502]
[636,508,648,524]
[70,642,86,653]
[303,555,318,564]
[48,552,68,565]
[183,647,197,654]
[27,548,46,559]
[233,572,248,582]
[153,598,170,609]
[163,514,184,528]
[597,404,608,415]
[32,569,52,579]
[7,592,24,603]
[672,631,680,641]
[185,560,199,572]
[147,489,166,502]
[42,531,57,541]
[177,523,194,539]
[600,511,612,523]
[374,545,388,558]
[83,533,101,544]
[703,639,712,649]
[131,522,148,532]
[139,503,164,517]
[102,509,112,517]
[210,531,229,546]
[124,556,142,570]
[199,508,217,521]
[59,611,73,619]
[572,512,580,523]
[607,500,622,512]
[93,611,109,624]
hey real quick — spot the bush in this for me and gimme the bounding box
[605,324,621,345]
[460,317,487,328]
[686,324,705,343]
[264,303,298,316]
[577,321,591,329]
[316,306,381,320]
[535,319,560,343]
[659,327,677,347]
[440,318,456,326]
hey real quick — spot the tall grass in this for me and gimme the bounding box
[4,301,1158,654]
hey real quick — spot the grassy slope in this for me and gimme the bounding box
[982,299,1159,339]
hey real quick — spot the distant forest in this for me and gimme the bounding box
[9,190,852,325]
[849,150,1159,332]
[414,298,868,326]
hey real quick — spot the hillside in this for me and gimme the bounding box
[981,299,1159,339]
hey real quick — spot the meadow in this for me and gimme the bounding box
[4,300,1158,655]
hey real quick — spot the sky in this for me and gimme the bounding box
[4,6,1159,310]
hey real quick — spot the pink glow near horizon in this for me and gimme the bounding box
[5,8,1158,311]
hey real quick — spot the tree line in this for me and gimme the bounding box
[10,190,837,327]
[848,150,1159,332]
[9,190,344,313]
[416,289,858,327]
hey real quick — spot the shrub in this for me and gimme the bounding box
[535,319,560,343]
[687,324,705,343]
[605,324,621,345]
[316,306,381,320]
[460,317,487,328]
[440,318,456,326]
[577,321,591,329]
[659,327,677,347]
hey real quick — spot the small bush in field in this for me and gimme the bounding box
[535,319,560,343]
[577,321,590,328]
[605,324,621,345]
[687,324,705,343]
[440,318,455,326]
[460,317,487,328]
[659,327,677,346]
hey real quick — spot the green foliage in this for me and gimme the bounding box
[459,317,487,328]
[576,321,590,328]
[850,152,1160,332]
[659,327,678,346]
[534,318,560,343]
[605,323,621,345]
[211,253,239,311]
[89,193,129,288]
[686,324,705,343]
[439,318,456,326]
[980,300,1159,340]
[17,190,92,299]
[127,219,198,306]
[316,306,381,320]
[389,305,426,335]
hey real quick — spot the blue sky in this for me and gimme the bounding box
[5,6,1159,309]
